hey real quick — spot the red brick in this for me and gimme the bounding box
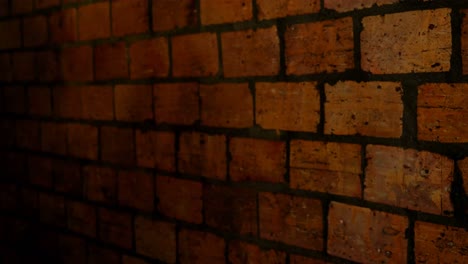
[28,86,51,116]
[325,81,403,138]
[156,175,202,223]
[101,126,135,165]
[67,123,98,160]
[204,185,257,235]
[99,208,133,249]
[200,83,253,128]
[415,221,468,263]
[179,132,226,180]
[201,0,252,25]
[52,86,81,118]
[23,15,48,47]
[179,229,225,264]
[362,9,451,74]
[172,33,218,77]
[81,85,114,120]
[3,86,26,113]
[257,0,320,20]
[49,9,77,43]
[418,83,468,142]
[136,130,175,171]
[115,84,153,121]
[122,255,150,264]
[83,165,117,204]
[57,235,86,264]
[88,244,121,264]
[154,83,199,125]
[290,255,328,264]
[118,170,154,211]
[259,192,322,249]
[229,241,286,264]
[130,38,169,79]
[325,0,398,12]
[462,9,468,74]
[328,202,408,263]
[112,0,148,36]
[230,138,286,183]
[78,2,111,40]
[61,46,94,82]
[12,52,35,81]
[290,140,361,197]
[256,82,319,132]
[152,0,197,31]
[66,200,96,237]
[222,27,279,77]
[36,50,60,82]
[95,42,128,80]
[28,156,53,188]
[41,122,67,154]
[365,145,453,215]
[0,53,12,81]
[15,120,40,150]
[459,158,468,193]
[53,160,82,196]
[0,20,21,50]
[286,18,353,75]
[35,0,60,9]
[135,217,176,263]
[38,193,66,226]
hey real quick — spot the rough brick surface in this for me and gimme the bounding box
[229,241,286,264]
[98,208,133,249]
[41,122,67,154]
[115,85,153,121]
[361,9,452,74]
[12,52,35,81]
[39,193,66,226]
[154,83,199,125]
[112,0,148,36]
[78,2,110,40]
[83,166,117,204]
[35,0,60,9]
[28,156,52,188]
[201,0,252,25]
[53,160,82,196]
[100,126,135,166]
[290,255,328,264]
[365,145,454,215]
[257,0,320,20]
[130,38,169,79]
[49,9,77,44]
[325,0,398,12]
[66,201,96,237]
[12,0,32,14]
[23,16,48,47]
[36,50,60,82]
[152,0,197,31]
[95,42,128,80]
[135,217,176,263]
[67,123,98,160]
[122,255,150,264]
[136,130,175,171]
[178,229,225,264]
[88,244,121,264]
[118,171,154,211]
[61,46,94,82]
[0,20,21,50]
[28,86,51,116]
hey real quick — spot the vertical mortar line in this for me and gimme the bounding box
[320,0,325,11]
[195,0,201,28]
[406,211,416,264]
[276,18,286,81]
[451,160,467,227]
[401,80,418,148]
[285,253,290,264]
[148,0,153,34]
[360,144,367,199]
[216,32,224,79]
[352,14,363,73]
[109,0,113,38]
[317,82,325,135]
[252,0,258,23]
[322,198,330,255]
[450,8,462,81]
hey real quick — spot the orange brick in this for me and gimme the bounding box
[328,202,408,263]
[12,52,35,81]
[61,46,94,82]
[28,86,51,116]
[324,0,398,12]
[49,9,77,43]
[41,122,67,154]
[286,18,353,75]
[115,85,153,122]
[257,0,320,20]
[112,0,148,36]
[135,217,176,263]
[178,229,225,264]
[154,83,199,125]
[81,85,114,120]
[101,126,135,166]
[418,83,468,142]
[53,160,82,196]
[361,9,451,74]
[229,241,286,264]
[256,82,319,132]
[36,50,60,82]
[83,166,117,204]
[66,201,96,237]
[35,0,60,8]
[118,170,154,211]
[28,156,53,188]
[130,38,169,79]
[259,192,322,250]
[290,140,361,197]
[365,145,453,215]
[95,42,128,80]
[156,175,202,223]
[12,0,32,14]
[0,20,21,50]
[152,0,197,31]
[325,81,403,138]
[230,138,286,183]
[178,132,226,180]
[222,27,279,77]
[23,15,48,47]
[78,2,111,40]
[200,83,253,128]
[136,130,175,171]
[459,158,468,193]
[67,123,98,160]
[99,208,133,249]
[201,0,252,25]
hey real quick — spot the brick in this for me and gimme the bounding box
[462,9,468,74]
[0,0,7,16]
[256,82,319,132]
[135,217,176,263]
[67,123,98,160]
[35,0,60,8]
[61,46,94,82]
[41,122,67,154]
[229,241,286,264]
[28,86,51,116]
[0,53,12,81]
[290,255,328,264]
[328,202,408,263]
[101,126,135,165]
[122,255,150,264]
[3,86,26,114]
[290,140,361,197]
[156,175,202,223]
[115,85,153,121]
[172,33,218,77]
[154,83,199,125]
[15,120,40,150]
[418,83,468,142]
[361,9,451,74]
[83,166,117,204]
[365,145,453,215]
[38,193,66,226]
[28,156,53,188]
[415,221,468,263]
[0,152,27,183]
[204,185,257,235]
[36,50,60,82]
[88,244,120,264]
[66,201,96,237]
[200,83,253,128]
[18,188,38,218]
[459,158,468,194]
[118,170,154,211]
[257,0,320,20]
[12,52,35,81]
[222,27,279,77]
[78,2,111,40]
[130,38,169,79]
[57,235,86,264]
[53,160,82,196]
[95,42,128,80]
[99,208,133,249]
[136,130,175,171]
[286,18,353,75]
[325,81,403,138]
[179,132,226,180]
[23,15,48,47]
[0,20,21,50]
[49,9,77,43]
[179,229,225,264]
[152,0,197,31]
[112,0,148,36]
[230,138,286,182]
[81,85,114,120]
[201,0,252,25]
[325,0,398,12]
[52,86,81,118]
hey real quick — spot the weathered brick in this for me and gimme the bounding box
[172,33,218,77]
[0,53,12,81]
[12,0,32,14]
[66,200,96,237]
[3,86,26,114]
[118,170,154,211]
[259,193,322,249]
[52,86,81,119]
[83,166,117,204]
[325,81,403,138]
[115,85,153,121]
[229,241,286,264]
[35,0,60,9]
[78,2,111,40]
[67,123,98,160]
[61,46,94,82]
[418,83,468,142]
[154,83,199,125]
[101,126,135,166]
[57,235,86,264]
[156,175,202,223]
[257,0,320,20]
[230,138,286,183]
[136,130,175,171]
[53,160,82,196]
[290,140,361,197]
[328,202,408,263]
[98,208,133,249]
[15,120,40,150]
[88,244,121,264]
[49,9,77,43]
[12,52,35,81]
[290,255,329,264]
[256,82,319,132]
[200,83,253,128]
[38,193,66,226]
[95,42,128,80]
[17,188,38,218]
[81,85,114,120]
[201,0,252,25]
[112,0,148,36]
[0,120,15,148]
[23,15,48,47]
[459,157,468,194]
[179,132,226,180]
[325,0,398,12]
[0,20,21,50]
[36,50,60,82]
[28,156,53,188]
[222,27,279,77]
[28,86,51,116]
[361,9,451,73]
[135,217,176,263]
[179,229,225,264]
[130,38,169,79]
[365,145,453,215]
[41,122,67,154]
[152,0,197,31]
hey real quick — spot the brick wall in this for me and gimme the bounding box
[0,0,467,263]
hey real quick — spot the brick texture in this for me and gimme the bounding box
[459,157,468,193]
[154,83,199,125]
[78,2,110,40]
[136,130,175,171]
[111,0,148,36]
[61,46,94,82]
[0,20,21,50]
[135,217,176,263]
[325,0,398,12]
[201,0,252,25]
[100,126,135,166]
[152,0,197,31]
[23,16,48,47]
[257,0,320,20]
[95,42,128,80]
[49,9,77,44]
[115,85,153,122]
[118,171,154,211]
[229,241,286,264]
[178,229,225,264]
[98,208,133,249]
[130,38,169,79]
[84,166,117,204]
